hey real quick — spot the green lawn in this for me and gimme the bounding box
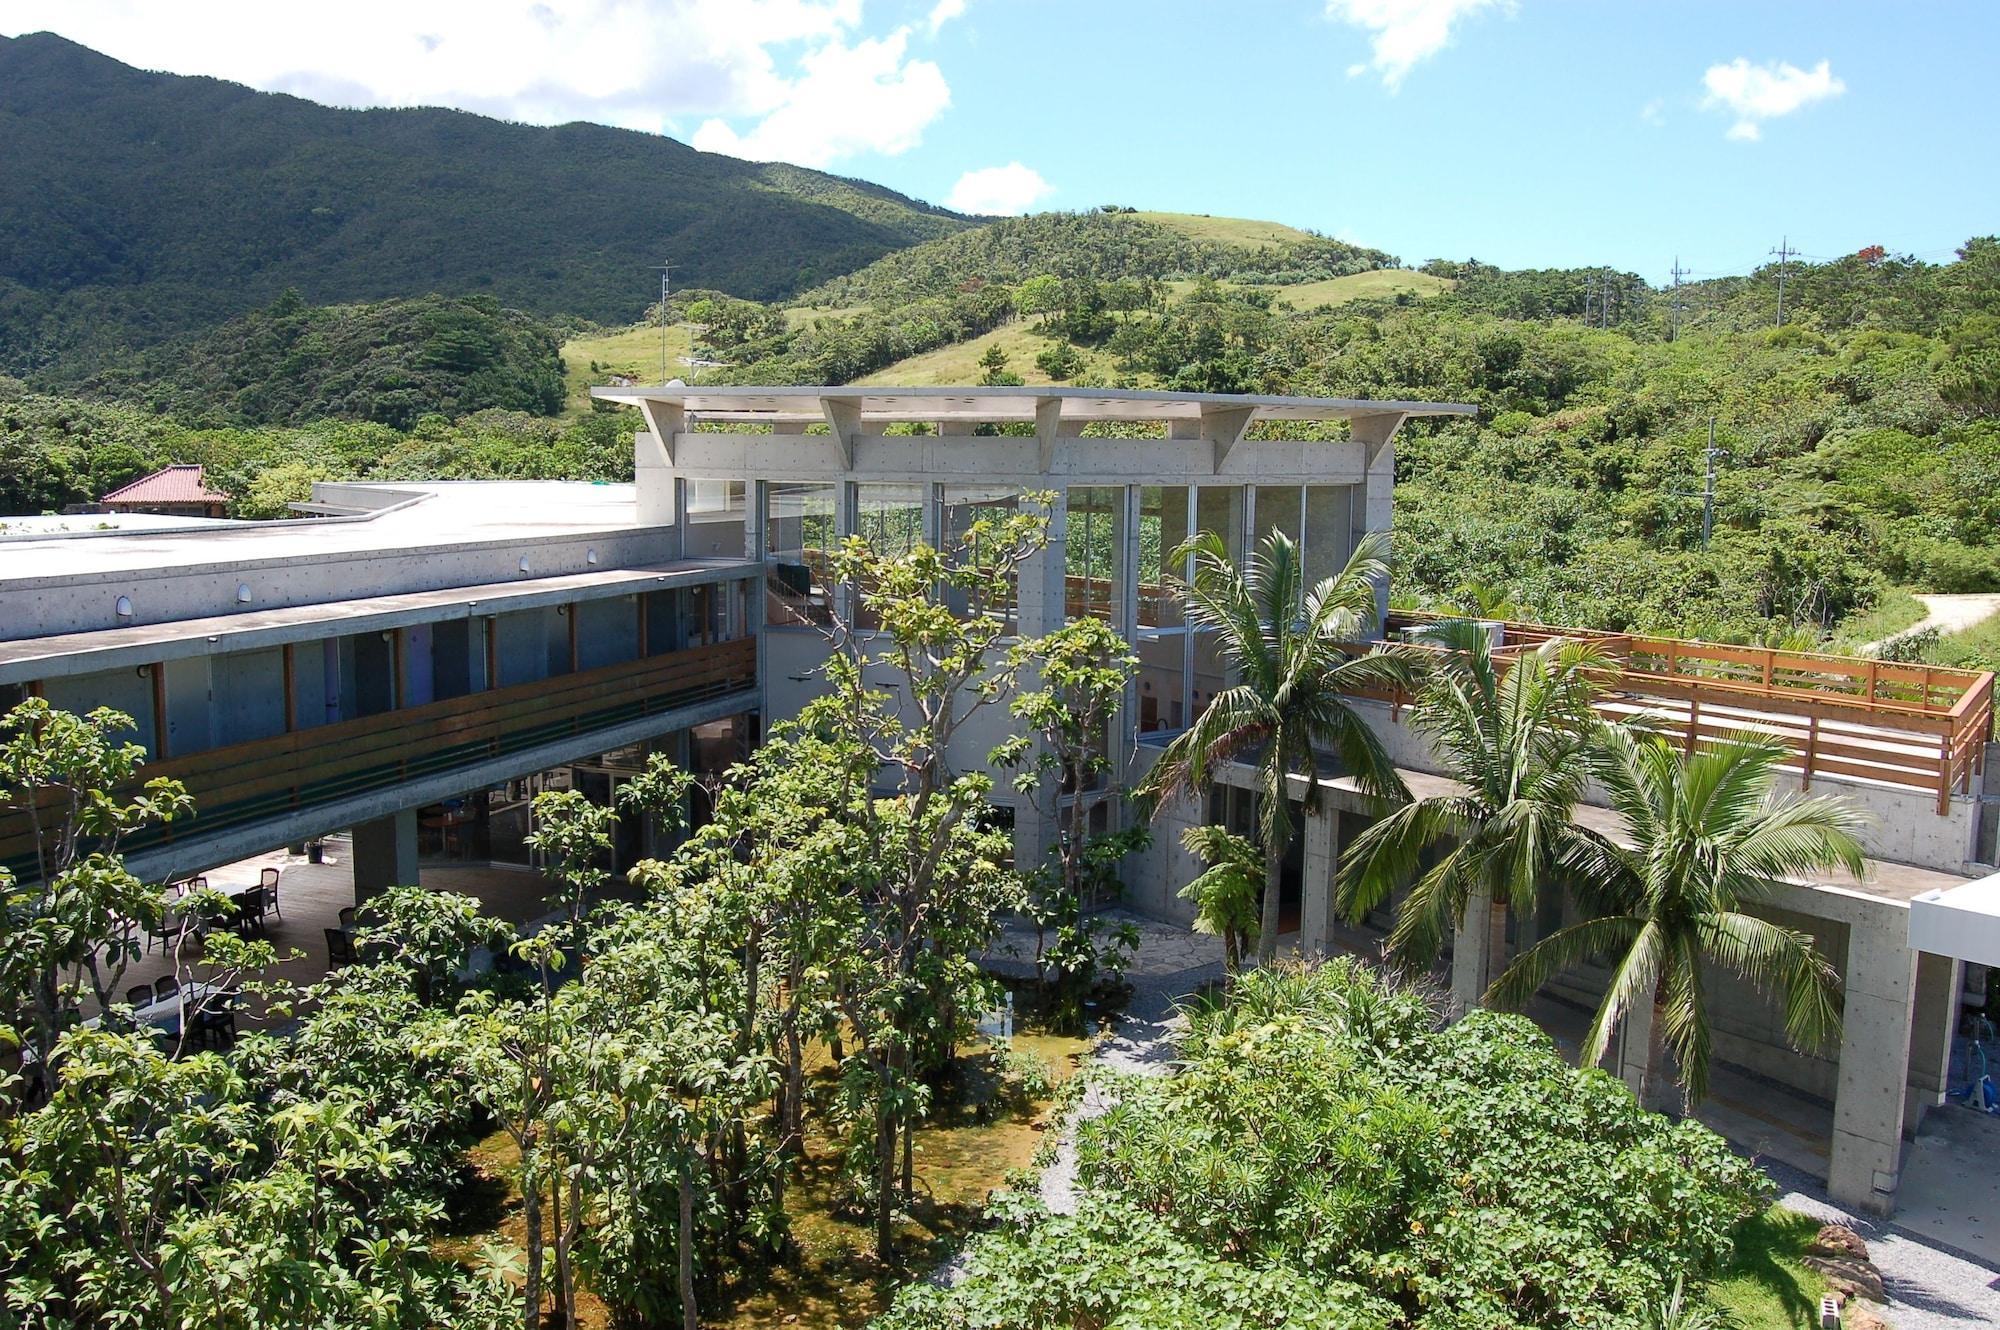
[1706,1206,1832,1330]
[1929,607,2000,670]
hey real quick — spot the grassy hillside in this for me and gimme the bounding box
[1130,211,1324,248]
[562,323,703,410]
[0,32,969,380]
[853,319,1120,388]
[1274,268,1453,308]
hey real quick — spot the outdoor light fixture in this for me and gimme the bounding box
[115,595,134,618]
[135,664,151,678]
[519,556,532,573]
[586,548,599,565]
[235,583,252,603]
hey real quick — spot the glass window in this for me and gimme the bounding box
[686,479,748,558]
[1135,486,1190,736]
[941,485,1022,633]
[855,483,927,555]
[765,482,839,626]
[1065,486,1124,622]
[855,483,927,631]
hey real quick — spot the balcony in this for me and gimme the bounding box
[2,637,757,877]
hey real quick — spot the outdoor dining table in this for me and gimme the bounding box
[21,980,221,1066]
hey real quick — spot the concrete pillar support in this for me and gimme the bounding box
[1450,894,1498,1017]
[352,808,419,904]
[1615,995,1656,1102]
[1298,802,1339,957]
[1827,914,1919,1215]
[1904,951,1961,1128]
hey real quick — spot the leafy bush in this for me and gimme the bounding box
[886,960,1769,1330]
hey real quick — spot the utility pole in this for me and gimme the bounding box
[1582,272,1595,326]
[1669,256,1690,340]
[1701,417,1720,546]
[1769,236,1798,327]
[653,261,679,384]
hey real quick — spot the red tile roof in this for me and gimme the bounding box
[102,464,228,505]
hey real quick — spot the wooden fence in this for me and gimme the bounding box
[1389,612,1995,814]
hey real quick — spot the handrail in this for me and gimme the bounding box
[1383,612,1995,815]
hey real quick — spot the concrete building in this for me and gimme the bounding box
[4,384,1997,1223]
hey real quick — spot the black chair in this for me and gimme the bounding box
[190,989,239,1050]
[125,983,153,1009]
[258,867,283,922]
[233,887,268,935]
[153,975,180,1006]
[337,906,358,931]
[325,927,357,966]
[146,909,192,955]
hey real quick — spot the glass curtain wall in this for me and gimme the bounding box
[941,485,1021,633]
[765,482,838,626]
[685,480,748,558]
[855,483,928,630]
[1135,486,1189,735]
[1065,485,1124,622]
[1190,486,1246,725]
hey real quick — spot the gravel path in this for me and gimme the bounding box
[1866,593,2000,653]
[1762,1160,2000,1330]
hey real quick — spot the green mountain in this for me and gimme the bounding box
[0,32,969,378]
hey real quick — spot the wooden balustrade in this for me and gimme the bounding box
[1388,612,1994,814]
[0,638,757,876]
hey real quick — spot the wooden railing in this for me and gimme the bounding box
[1388,612,1995,814]
[1,638,757,876]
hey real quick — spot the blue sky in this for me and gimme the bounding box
[6,0,1995,284]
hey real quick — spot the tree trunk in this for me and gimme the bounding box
[874,1083,897,1262]
[677,1168,698,1330]
[1257,834,1286,962]
[522,1164,543,1330]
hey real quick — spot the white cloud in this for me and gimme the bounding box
[943,162,1051,216]
[1325,0,1510,89]
[692,26,948,165]
[1701,58,1845,141]
[1639,97,1665,127]
[926,0,967,34]
[0,0,949,164]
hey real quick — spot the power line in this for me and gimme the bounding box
[1669,256,1690,340]
[1769,236,1799,326]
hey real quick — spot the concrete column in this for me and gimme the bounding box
[1827,913,1919,1215]
[1353,414,1401,634]
[1450,894,1497,1016]
[352,808,419,904]
[1012,491,1068,871]
[1904,952,1962,1128]
[1298,801,1339,957]
[1616,996,1656,1102]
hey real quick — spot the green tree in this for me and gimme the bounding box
[1140,529,1409,961]
[1489,730,1863,1108]
[1337,623,1618,981]
[0,699,191,1097]
[1033,339,1084,381]
[1176,825,1262,976]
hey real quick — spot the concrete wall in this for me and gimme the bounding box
[41,666,153,753]
[210,647,287,747]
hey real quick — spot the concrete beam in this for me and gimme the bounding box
[1035,397,1064,473]
[1450,893,1505,1016]
[820,397,861,469]
[1202,404,1257,471]
[636,400,686,466]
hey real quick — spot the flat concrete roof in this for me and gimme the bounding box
[591,383,1480,425]
[0,482,648,587]
[1909,872,2000,964]
[0,559,757,684]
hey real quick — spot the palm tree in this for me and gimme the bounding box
[1177,824,1263,977]
[1489,729,1865,1110]
[1140,528,1409,962]
[1336,621,1618,979]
